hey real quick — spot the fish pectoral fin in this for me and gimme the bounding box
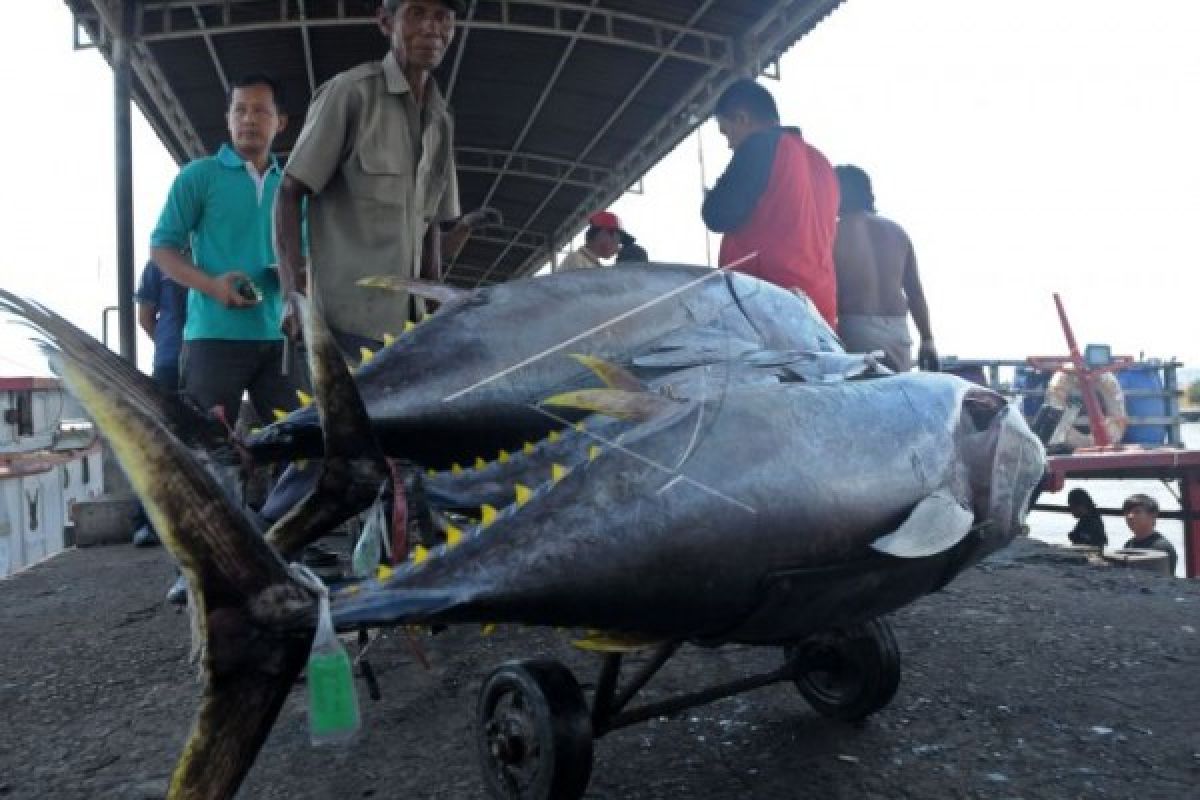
[264,457,386,556]
[356,275,471,308]
[569,353,645,392]
[869,490,976,559]
[542,388,676,422]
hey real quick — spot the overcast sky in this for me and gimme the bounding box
[1,0,1198,378]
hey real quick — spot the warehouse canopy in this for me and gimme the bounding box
[66,0,843,286]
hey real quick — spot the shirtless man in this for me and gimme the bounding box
[833,165,936,372]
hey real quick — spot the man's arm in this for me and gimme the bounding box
[420,224,442,282]
[441,207,502,261]
[901,242,933,342]
[701,129,780,233]
[136,303,158,338]
[274,175,312,319]
[150,247,254,309]
[150,164,254,308]
[901,239,938,370]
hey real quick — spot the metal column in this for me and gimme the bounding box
[113,0,137,362]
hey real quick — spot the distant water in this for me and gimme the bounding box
[1027,423,1198,576]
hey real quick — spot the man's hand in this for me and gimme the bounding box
[209,272,259,309]
[461,206,503,230]
[280,293,304,341]
[917,339,940,372]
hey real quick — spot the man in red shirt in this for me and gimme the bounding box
[702,80,840,327]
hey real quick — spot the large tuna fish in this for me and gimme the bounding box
[247,264,843,468]
[0,287,1043,800]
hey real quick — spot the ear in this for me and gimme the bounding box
[376,5,393,37]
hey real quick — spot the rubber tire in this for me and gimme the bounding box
[476,659,594,800]
[785,617,902,722]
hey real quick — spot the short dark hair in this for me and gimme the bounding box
[1067,488,1095,512]
[836,165,875,214]
[1122,493,1159,515]
[714,79,779,125]
[227,73,284,112]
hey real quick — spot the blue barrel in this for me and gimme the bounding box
[1013,367,1050,419]
[1117,366,1168,445]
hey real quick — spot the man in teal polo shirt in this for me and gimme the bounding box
[150,73,302,425]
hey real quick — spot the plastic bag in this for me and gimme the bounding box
[351,498,387,578]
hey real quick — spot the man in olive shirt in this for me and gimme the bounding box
[833,165,936,372]
[275,0,465,353]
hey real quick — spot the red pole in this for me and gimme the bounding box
[1183,469,1200,579]
[1053,293,1112,448]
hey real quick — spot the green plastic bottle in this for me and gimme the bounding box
[307,590,361,746]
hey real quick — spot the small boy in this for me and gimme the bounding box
[1122,493,1178,575]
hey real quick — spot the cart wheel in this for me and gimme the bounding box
[476,659,594,800]
[784,617,901,722]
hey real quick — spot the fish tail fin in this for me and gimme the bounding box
[1,290,317,798]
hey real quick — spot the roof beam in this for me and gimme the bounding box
[131,1,733,68]
[457,146,611,190]
[189,4,230,94]
[477,0,721,283]
[70,0,208,162]
[505,0,843,280]
[444,0,600,282]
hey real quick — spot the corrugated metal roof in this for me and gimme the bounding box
[65,0,843,286]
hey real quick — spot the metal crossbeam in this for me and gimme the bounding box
[127,1,733,68]
[476,0,721,283]
[457,148,610,188]
[70,0,207,163]
[504,0,843,281]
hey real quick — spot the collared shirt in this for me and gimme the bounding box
[285,50,461,341]
[556,246,605,271]
[134,261,187,369]
[150,144,284,341]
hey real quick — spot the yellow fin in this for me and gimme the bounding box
[272,408,288,422]
[249,426,261,435]
[589,445,601,461]
[575,421,586,432]
[404,320,416,332]
[475,456,487,470]
[572,632,660,653]
[445,525,463,546]
[427,468,437,477]
[383,333,396,346]
[481,504,498,527]
[548,430,561,443]
[498,449,510,463]
[481,623,497,636]
[544,389,668,422]
[411,545,429,565]
[376,565,394,582]
[295,459,308,471]
[514,484,532,507]
[552,463,569,483]
[359,347,375,366]
[523,442,536,455]
[295,390,313,408]
[570,353,644,391]
[451,463,463,475]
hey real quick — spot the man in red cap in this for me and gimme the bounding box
[702,79,839,327]
[556,210,623,271]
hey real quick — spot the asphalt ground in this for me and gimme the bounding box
[1,537,1198,799]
